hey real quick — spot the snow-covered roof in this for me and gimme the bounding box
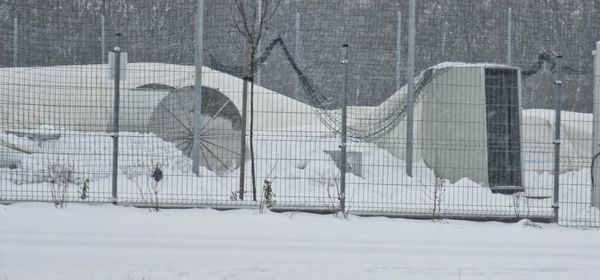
[0,63,323,132]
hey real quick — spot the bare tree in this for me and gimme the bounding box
[233,0,282,201]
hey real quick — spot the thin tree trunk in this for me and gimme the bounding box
[247,38,258,202]
[250,63,257,201]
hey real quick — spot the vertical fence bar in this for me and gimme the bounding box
[507,7,512,65]
[294,12,301,99]
[552,55,563,223]
[239,40,250,200]
[256,0,262,86]
[405,0,416,176]
[101,15,106,64]
[111,47,121,203]
[355,65,361,105]
[340,44,349,215]
[396,11,402,91]
[592,42,600,209]
[13,17,18,67]
[192,0,205,176]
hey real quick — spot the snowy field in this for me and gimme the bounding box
[1,202,599,280]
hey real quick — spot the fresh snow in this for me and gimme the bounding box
[1,203,599,280]
[0,63,321,132]
[2,125,600,222]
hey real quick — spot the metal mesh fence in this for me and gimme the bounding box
[0,0,599,227]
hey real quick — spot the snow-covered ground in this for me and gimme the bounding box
[1,126,600,223]
[1,203,599,280]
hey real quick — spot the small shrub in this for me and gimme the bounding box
[122,162,164,212]
[45,161,77,208]
[79,179,90,200]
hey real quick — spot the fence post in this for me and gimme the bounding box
[239,40,251,200]
[111,44,121,204]
[294,12,301,99]
[592,42,600,209]
[396,11,402,91]
[405,0,416,176]
[13,17,18,67]
[340,44,349,216]
[192,0,205,176]
[552,54,563,223]
[507,7,512,65]
[355,65,361,105]
[256,0,262,87]
[101,15,106,64]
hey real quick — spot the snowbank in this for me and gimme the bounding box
[522,109,592,173]
[2,125,599,222]
[0,63,322,132]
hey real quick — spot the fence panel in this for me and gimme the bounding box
[0,0,599,227]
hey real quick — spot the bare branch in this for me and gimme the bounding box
[262,0,282,26]
[255,0,282,49]
[233,0,258,44]
[232,0,283,51]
